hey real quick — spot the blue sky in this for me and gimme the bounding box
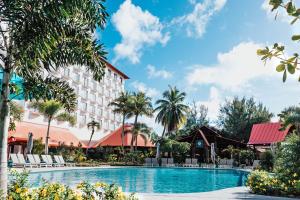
[99,0,300,130]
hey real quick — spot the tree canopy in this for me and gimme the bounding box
[217,97,273,142]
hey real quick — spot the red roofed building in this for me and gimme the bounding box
[248,122,293,152]
[90,124,155,148]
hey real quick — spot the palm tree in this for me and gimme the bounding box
[109,91,132,153]
[8,102,24,131]
[0,0,107,195]
[132,123,151,150]
[279,106,300,133]
[154,86,189,158]
[86,120,101,154]
[129,92,153,151]
[30,100,76,154]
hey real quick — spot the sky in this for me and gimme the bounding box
[99,0,300,133]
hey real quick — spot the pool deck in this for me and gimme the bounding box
[13,166,299,200]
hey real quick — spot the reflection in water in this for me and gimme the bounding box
[28,168,248,193]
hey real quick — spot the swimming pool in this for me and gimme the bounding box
[28,167,248,193]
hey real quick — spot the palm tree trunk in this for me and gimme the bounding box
[130,115,138,152]
[86,128,95,155]
[121,114,125,154]
[0,66,11,197]
[156,126,166,158]
[45,118,52,155]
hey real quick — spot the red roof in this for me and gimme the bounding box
[248,122,291,145]
[92,124,155,148]
[9,122,86,147]
[102,59,129,79]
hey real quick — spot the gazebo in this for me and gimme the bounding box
[178,126,246,163]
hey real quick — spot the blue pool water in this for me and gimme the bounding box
[28,168,248,193]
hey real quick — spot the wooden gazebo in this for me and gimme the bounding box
[178,126,246,163]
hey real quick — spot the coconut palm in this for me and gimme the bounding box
[128,92,153,151]
[86,120,101,154]
[8,101,24,131]
[109,91,132,153]
[154,86,189,158]
[132,123,151,150]
[0,0,107,194]
[30,100,76,154]
[279,106,300,133]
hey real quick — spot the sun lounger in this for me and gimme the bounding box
[27,154,44,167]
[54,155,65,167]
[252,160,260,168]
[167,158,175,167]
[161,158,168,167]
[191,158,199,167]
[58,155,75,167]
[152,158,159,167]
[219,159,233,168]
[144,158,152,167]
[46,155,61,167]
[183,158,192,167]
[34,154,52,167]
[17,154,37,168]
[10,154,28,168]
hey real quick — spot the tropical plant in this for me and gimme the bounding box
[32,138,45,155]
[128,92,153,151]
[132,123,151,150]
[278,106,300,133]
[218,97,273,142]
[0,0,108,195]
[260,150,274,172]
[8,101,24,131]
[257,0,300,82]
[239,149,255,165]
[109,91,132,153]
[86,119,100,154]
[30,100,76,154]
[154,86,189,158]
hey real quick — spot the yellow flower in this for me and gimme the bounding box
[15,188,21,194]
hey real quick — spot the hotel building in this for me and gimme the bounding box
[18,61,129,141]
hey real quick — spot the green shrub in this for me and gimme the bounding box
[239,150,254,165]
[259,150,274,171]
[107,154,118,163]
[32,138,44,155]
[123,151,144,164]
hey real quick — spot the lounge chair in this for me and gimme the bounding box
[144,158,152,167]
[27,154,44,167]
[167,158,175,167]
[183,158,192,167]
[152,158,159,167]
[219,159,233,168]
[10,154,28,168]
[46,155,61,167]
[252,160,260,169]
[17,154,37,168]
[33,154,52,167]
[54,155,65,167]
[191,158,199,167]
[58,155,75,167]
[161,158,168,167]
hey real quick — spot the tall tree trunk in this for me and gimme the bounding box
[45,118,52,155]
[130,115,138,152]
[121,114,125,154]
[0,67,11,197]
[156,126,166,158]
[86,128,95,155]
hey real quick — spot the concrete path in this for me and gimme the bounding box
[136,187,299,200]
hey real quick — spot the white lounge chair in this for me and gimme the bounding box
[27,154,42,168]
[152,158,159,167]
[46,155,61,167]
[144,158,152,167]
[10,154,28,168]
[54,155,65,167]
[17,154,37,168]
[167,158,175,167]
[252,160,260,169]
[219,158,233,168]
[58,155,75,167]
[191,158,199,167]
[183,158,192,167]
[33,154,51,167]
[161,158,168,167]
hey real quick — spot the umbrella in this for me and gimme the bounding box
[210,143,216,164]
[26,132,33,154]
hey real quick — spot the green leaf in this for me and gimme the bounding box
[276,64,285,72]
[286,2,296,14]
[283,70,287,82]
[287,63,296,74]
[257,49,268,55]
[290,17,298,25]
[292,35,300,41]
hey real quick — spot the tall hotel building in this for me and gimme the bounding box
[20,61,129,141]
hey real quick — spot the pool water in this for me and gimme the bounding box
[28,168,248,193]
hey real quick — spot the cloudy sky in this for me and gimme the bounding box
[99,0,300,132]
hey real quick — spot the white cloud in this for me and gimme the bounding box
[173,0,227,38]
[131,81,160,98]
[195,86,221,120]
[186,42,279,91]
[112,0,170,64]
[147,65,173,79]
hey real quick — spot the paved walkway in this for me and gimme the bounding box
[136,187,299,200]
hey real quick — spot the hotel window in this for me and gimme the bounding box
[82,102,87,110]
[83,90,88,99]
[120,77,123,84]
[114,73,117,80]
[91,106,95,114]
[83,77,88,87]
[91,93,96,101]
[75,74,80,82]
[93,81,97,90]
[64,68,70,77]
